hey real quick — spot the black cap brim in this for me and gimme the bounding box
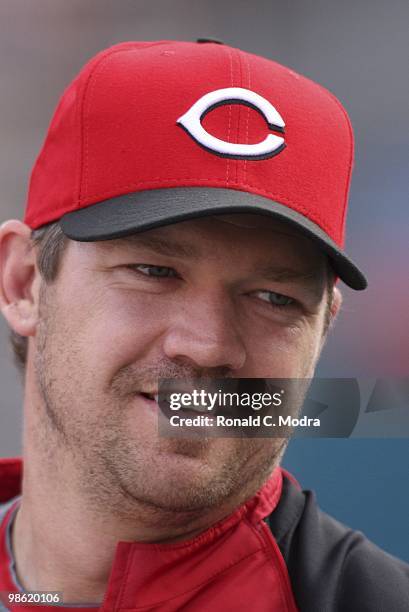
[60,187,367,290]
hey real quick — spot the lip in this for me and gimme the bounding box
[135,392,159,413]
[137,389,240,418]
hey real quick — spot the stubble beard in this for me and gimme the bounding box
[32,283,289,524]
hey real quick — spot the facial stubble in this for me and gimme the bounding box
[32,281,289,524]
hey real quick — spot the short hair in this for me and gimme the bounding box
[9,222,68,376]
[8,221,335,376]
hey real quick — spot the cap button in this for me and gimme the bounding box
[196,38,224,45]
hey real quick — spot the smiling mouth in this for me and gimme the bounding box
[138,392,212,415]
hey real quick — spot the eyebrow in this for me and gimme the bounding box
[257,265,320,284]
[106,234,201,260]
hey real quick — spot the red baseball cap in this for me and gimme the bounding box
[24,39,367,290]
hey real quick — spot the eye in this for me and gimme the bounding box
[254,290,295,308]
[128,264,179,278]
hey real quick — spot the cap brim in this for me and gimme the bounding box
[60,187,367,290]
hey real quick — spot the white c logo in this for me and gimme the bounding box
[177,87,285,160]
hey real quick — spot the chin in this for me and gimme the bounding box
[124,456,229,510]
[125,476,226,513]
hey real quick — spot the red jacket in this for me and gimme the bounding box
[0,457,298,611]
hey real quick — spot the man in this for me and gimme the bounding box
[0,40,407,611]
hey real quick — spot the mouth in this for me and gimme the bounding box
[139,391,158,402]
[138,391,212,416]
[135,391,160,413]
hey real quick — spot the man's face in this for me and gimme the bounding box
[32,213,333,517]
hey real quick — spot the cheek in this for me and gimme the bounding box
[67,287,169,373]
[244,319,323,378]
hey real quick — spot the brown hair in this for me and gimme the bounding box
[9,222,68,375]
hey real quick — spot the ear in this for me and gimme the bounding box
[0,220,42,337]
[329,286,342,326]
[321,284,343,343]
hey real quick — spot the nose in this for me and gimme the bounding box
[162,292,246,372]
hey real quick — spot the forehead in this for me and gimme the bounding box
[102,213,322,257]
[209,213,304,233]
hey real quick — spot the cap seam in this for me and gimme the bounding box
[242,51,252,185]
[79,42,171,205]
[223,46,234,185]
[235,48,243,185]
[77,49,118,207]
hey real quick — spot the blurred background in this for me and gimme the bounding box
[0,0,408,560]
